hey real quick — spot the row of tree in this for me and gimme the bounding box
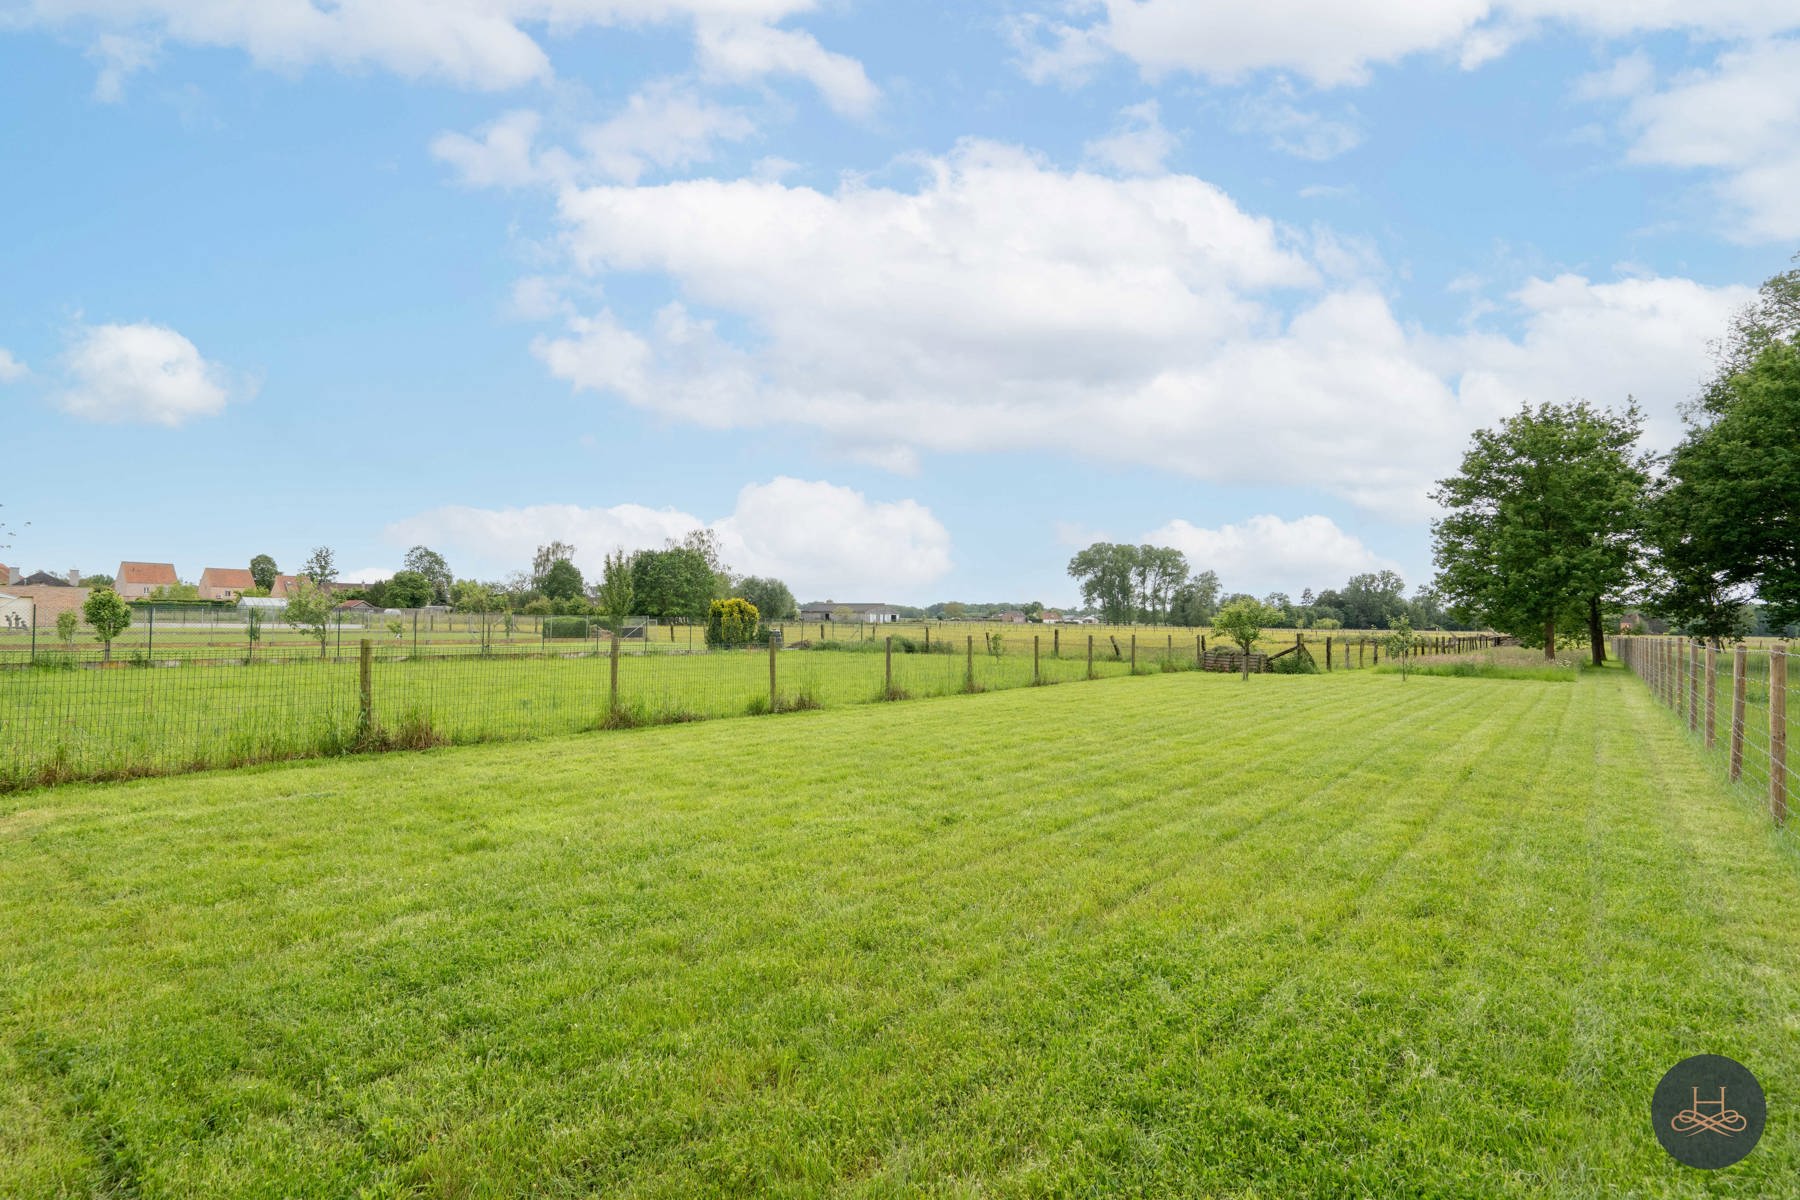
[1431,258,1800,661]
[1063,542,1465,632]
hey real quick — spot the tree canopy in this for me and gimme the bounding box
[402,545,454,605]
[1432,401,1649,663]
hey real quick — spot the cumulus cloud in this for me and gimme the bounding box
[1144,514,1399,597]
[1599,38,1800,242]
[1426,272,1755,449]
[57,322,245,426]
[0,348,28,382]
[13,0,872,111]
[1016,1,1800,89]
[386,477,951,599]
[517,139,1740,518]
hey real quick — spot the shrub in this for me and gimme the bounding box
[545,616,591,639]
[1271,647,1319,674]
[707,597,761,646]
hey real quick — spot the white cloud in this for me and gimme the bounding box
[1603,38,1800,242]
[433,86,756,190]
[57,322,244,426]
[694,19,878,117]
[1231,83,1363,160]
[431,109,559,189]
[1143,514,1399,597]
[1082,101,1177,175]
[386,477,951,599]
[14,1,871,110]
[519,139,1741,517]
[339,565,397,585]
[579,83,757,183]
[1016,1,1800,89]
[1427,272,1756,449]
[0,349,28,382]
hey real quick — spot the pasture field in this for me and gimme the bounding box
[0,615,1460,665]
[4,668,1798,1197]
[0,642,1156,791]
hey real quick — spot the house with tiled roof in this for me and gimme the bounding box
[198,567,255,602]
[115,561,179,600]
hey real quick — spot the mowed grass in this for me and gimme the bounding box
[4,668,1799,1197]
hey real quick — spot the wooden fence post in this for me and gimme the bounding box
[1772,645,1789,828]
[765,636,775,713]
[1705,645,1717,748]
[923,626,930,653]
[1130,634,1137,674]
[1689,642,1701,733]
[1730,643,1747,783]
[885,635,894,697]
[358,639,373,737]
[1326,636,1333,671]
[1054,626,1060,658]
[966,635,975,692]
[1033,635,1041,685]
[1087,634,1095,680]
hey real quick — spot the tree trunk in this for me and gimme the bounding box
[1543,616,1556,661]
[103,639,111,663]
[1587,595,1606,667]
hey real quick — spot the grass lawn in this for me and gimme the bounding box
[3,667,1797,1196]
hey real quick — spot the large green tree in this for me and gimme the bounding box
[539,558,585,602]
[737,576,797,622]
[402,545,454,605]
[302,546,337,587]
[1432,401,1650,664]
[249,554,278,591]
[384,570,434,609]
[1651,341,1800,635]
[1168,570,1221,627]
[1067,543,1142,624]
[531,542,578,592]
[631,547,713,625]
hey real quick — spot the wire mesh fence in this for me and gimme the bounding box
[0,626,1500,793]
[1614,635,1795,829]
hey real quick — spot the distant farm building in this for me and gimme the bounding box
[20,570,76,587]
[798,602,901,624]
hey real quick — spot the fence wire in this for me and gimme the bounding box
[0,626,1496,793]
[1615,635,1795,827]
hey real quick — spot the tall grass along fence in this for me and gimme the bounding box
[1,630,1492,793]
[1615,635,1795,829]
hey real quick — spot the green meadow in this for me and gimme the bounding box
[4,667,1797,1197]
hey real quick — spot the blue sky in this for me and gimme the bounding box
[2,1,1796,606]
